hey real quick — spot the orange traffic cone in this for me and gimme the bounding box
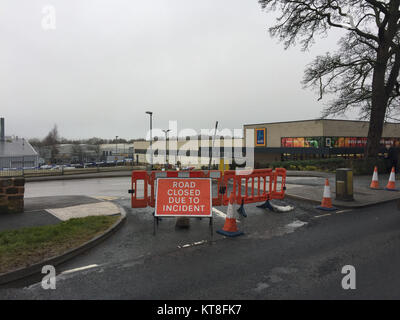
[316,179,337,211]
[370,166,379,189]
[385,167,398,191]
[217,193,244,237]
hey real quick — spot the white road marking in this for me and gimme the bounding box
[336,209,353,214]
[315,213,332,218]
[212,207,226,218]
[61,264,99,275]
[178,240,208,249]
[314,209,353,218]
[24,264,100,290]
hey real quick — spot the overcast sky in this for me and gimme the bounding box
[0,0,351,140]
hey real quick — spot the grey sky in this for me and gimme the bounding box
[0,0,350,140]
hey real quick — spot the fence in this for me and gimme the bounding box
[0,165,146,178]
[130,168,287,208]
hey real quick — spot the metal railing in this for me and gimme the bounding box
[0,165,146,178]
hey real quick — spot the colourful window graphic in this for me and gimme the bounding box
[281,137,320,148]
[281,137,400,148]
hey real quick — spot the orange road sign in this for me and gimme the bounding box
[155,178,212,217]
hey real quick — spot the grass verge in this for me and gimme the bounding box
[0,215,119,274]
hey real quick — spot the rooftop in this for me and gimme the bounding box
[243,118,400,127]
[0,136,38,157]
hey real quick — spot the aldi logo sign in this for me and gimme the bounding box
[255,128,266,147]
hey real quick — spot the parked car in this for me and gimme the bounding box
[182,166,195,171]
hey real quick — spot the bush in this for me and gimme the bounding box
[305,165,318,171]
[348,158,386,175]
[264,158,386,175]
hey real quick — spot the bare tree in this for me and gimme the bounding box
[42,124,60,163]
[259,0,400,157]
[43,124,59,146]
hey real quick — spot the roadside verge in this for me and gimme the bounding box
[0,204,127,286]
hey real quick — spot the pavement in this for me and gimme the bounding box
[0,195,122,233]
[0,195,126,286]
[284,172,400,208]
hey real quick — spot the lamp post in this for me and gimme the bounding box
[146,111,153,170]
[209,121,218,170]
[162,129,171,169]
[115,135,118,166]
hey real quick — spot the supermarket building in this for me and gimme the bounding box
[243,119,400,167]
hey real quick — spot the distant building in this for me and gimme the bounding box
[131,137,244,168]
[56,144,100,163]
[243,119,400,166]
[0,118,39,169]
[100,143,134,161]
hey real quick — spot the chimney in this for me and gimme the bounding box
[0,118,4,142]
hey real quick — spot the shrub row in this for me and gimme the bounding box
[259,158,388,175]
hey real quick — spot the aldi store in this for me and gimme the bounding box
[243,119,400,167]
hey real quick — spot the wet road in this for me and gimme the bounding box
[2,198,400,299]
[25,177,132,198]
[23,176,329,199]
[3,176,400,299]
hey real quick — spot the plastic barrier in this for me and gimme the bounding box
[130,168,287,208]
[219,169,275,206]
[209,170,223,206]
[271,168,287,200]
[234,169,274,205]
[130,171,149,208]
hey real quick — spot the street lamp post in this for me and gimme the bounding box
[115,135,118,166]
[146,111,153,170]
[162,129,171,169]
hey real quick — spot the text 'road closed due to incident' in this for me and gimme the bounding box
[155,178,212,217]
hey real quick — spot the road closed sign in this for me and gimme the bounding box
[155,178,212,217]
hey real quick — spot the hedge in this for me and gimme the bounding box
[260,158,388,175]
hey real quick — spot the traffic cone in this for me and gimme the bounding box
[370,166,379,189]
[316,179,337,211]
[217,193,244,237]
[385,167,398,191]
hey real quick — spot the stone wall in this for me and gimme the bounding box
[0,177,25,213]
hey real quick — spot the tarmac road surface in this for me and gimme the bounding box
[1,199,400,298]
[2,176,400,299]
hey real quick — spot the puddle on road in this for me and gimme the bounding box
[253,282,270,293]
[247,219,308,240]
[286,220,308,229]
